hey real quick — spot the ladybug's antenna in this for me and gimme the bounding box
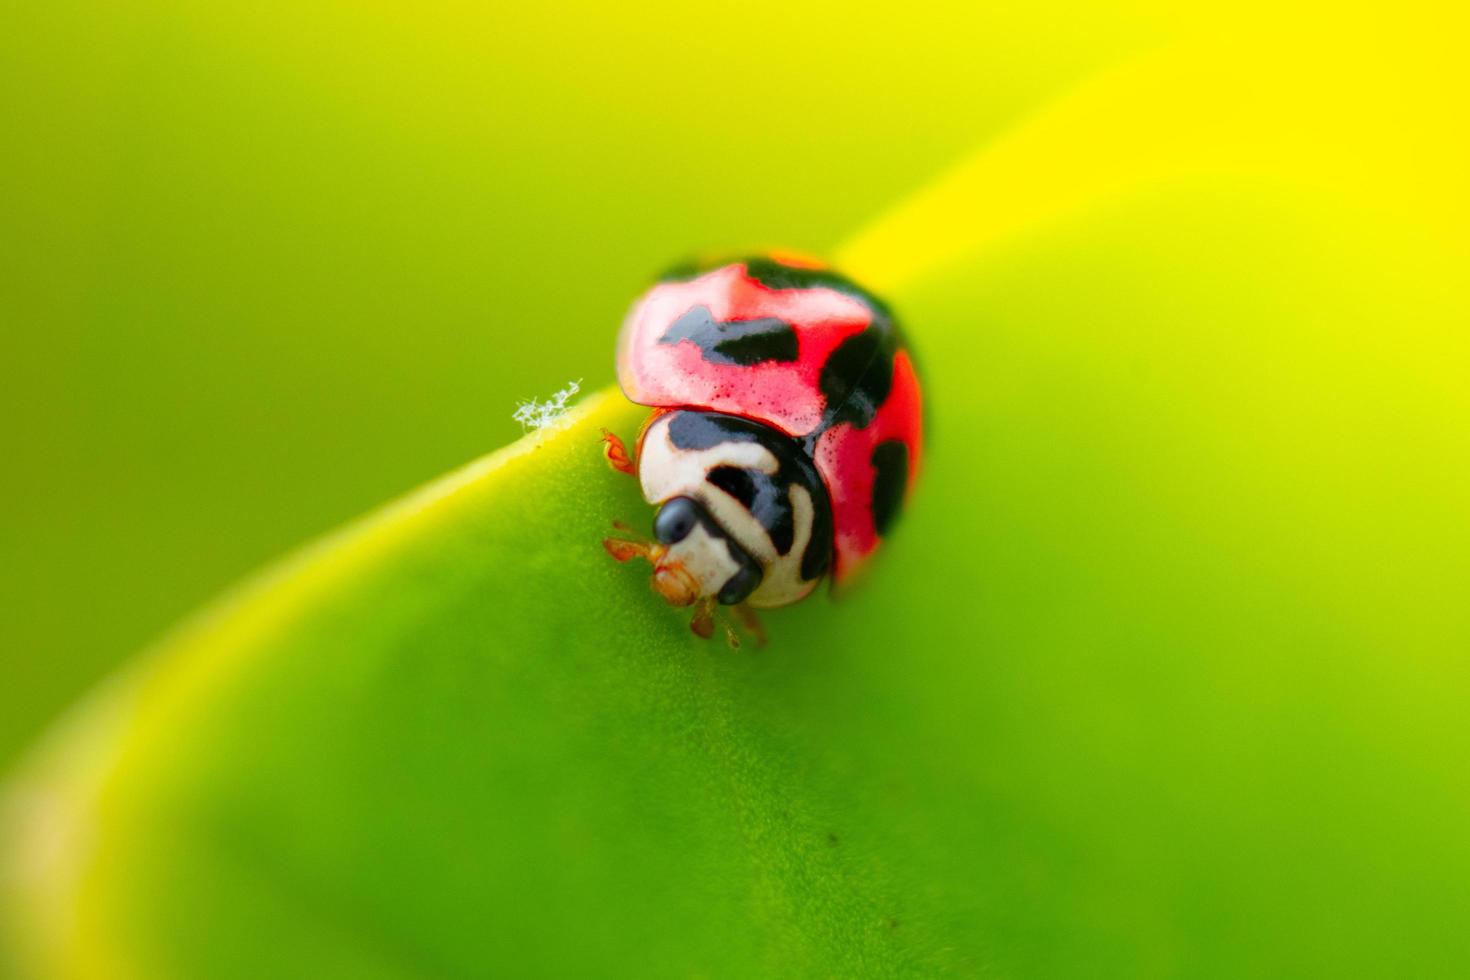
[602,521,661,565]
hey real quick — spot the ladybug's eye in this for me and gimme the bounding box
[654,497,701,544]
[717,558,763,606]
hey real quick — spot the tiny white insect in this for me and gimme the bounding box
[512,378,582,432]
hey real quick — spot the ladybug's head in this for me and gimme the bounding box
[648,496,763,607]
[631,409,831,613]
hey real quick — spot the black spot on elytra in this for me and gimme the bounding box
[817,324,898,434]
[743,258,908,435]
[654,256,909,448]
[659,254,894,326]
[870,440,908,536]
[658,305,798,366]
[743,257,895,321]
[666,411,832,576]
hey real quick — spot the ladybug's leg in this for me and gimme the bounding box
[732,602,767,648]
[719,616,741,650]
[688,600,743,649]
[689,597,715,639]
[689,596,718,641]
[601,428,637,477]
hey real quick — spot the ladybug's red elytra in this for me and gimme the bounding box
[602,253,923,644]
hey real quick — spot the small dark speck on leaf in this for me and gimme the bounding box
[887,918,901,931]
[826,831,840,847]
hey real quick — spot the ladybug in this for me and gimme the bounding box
[601,253,923,644]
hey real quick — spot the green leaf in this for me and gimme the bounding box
[6,25,1470,980]
[4,389,936,978]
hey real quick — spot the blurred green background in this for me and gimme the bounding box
[2,0,1172,767]
[4,2,1470,978]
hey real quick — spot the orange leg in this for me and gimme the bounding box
[689,600,743,649]
[605,527,740,648]
[689,597,717,640]
[719,618,741,649]
[601,428,636,477]
[732,602,767,647]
